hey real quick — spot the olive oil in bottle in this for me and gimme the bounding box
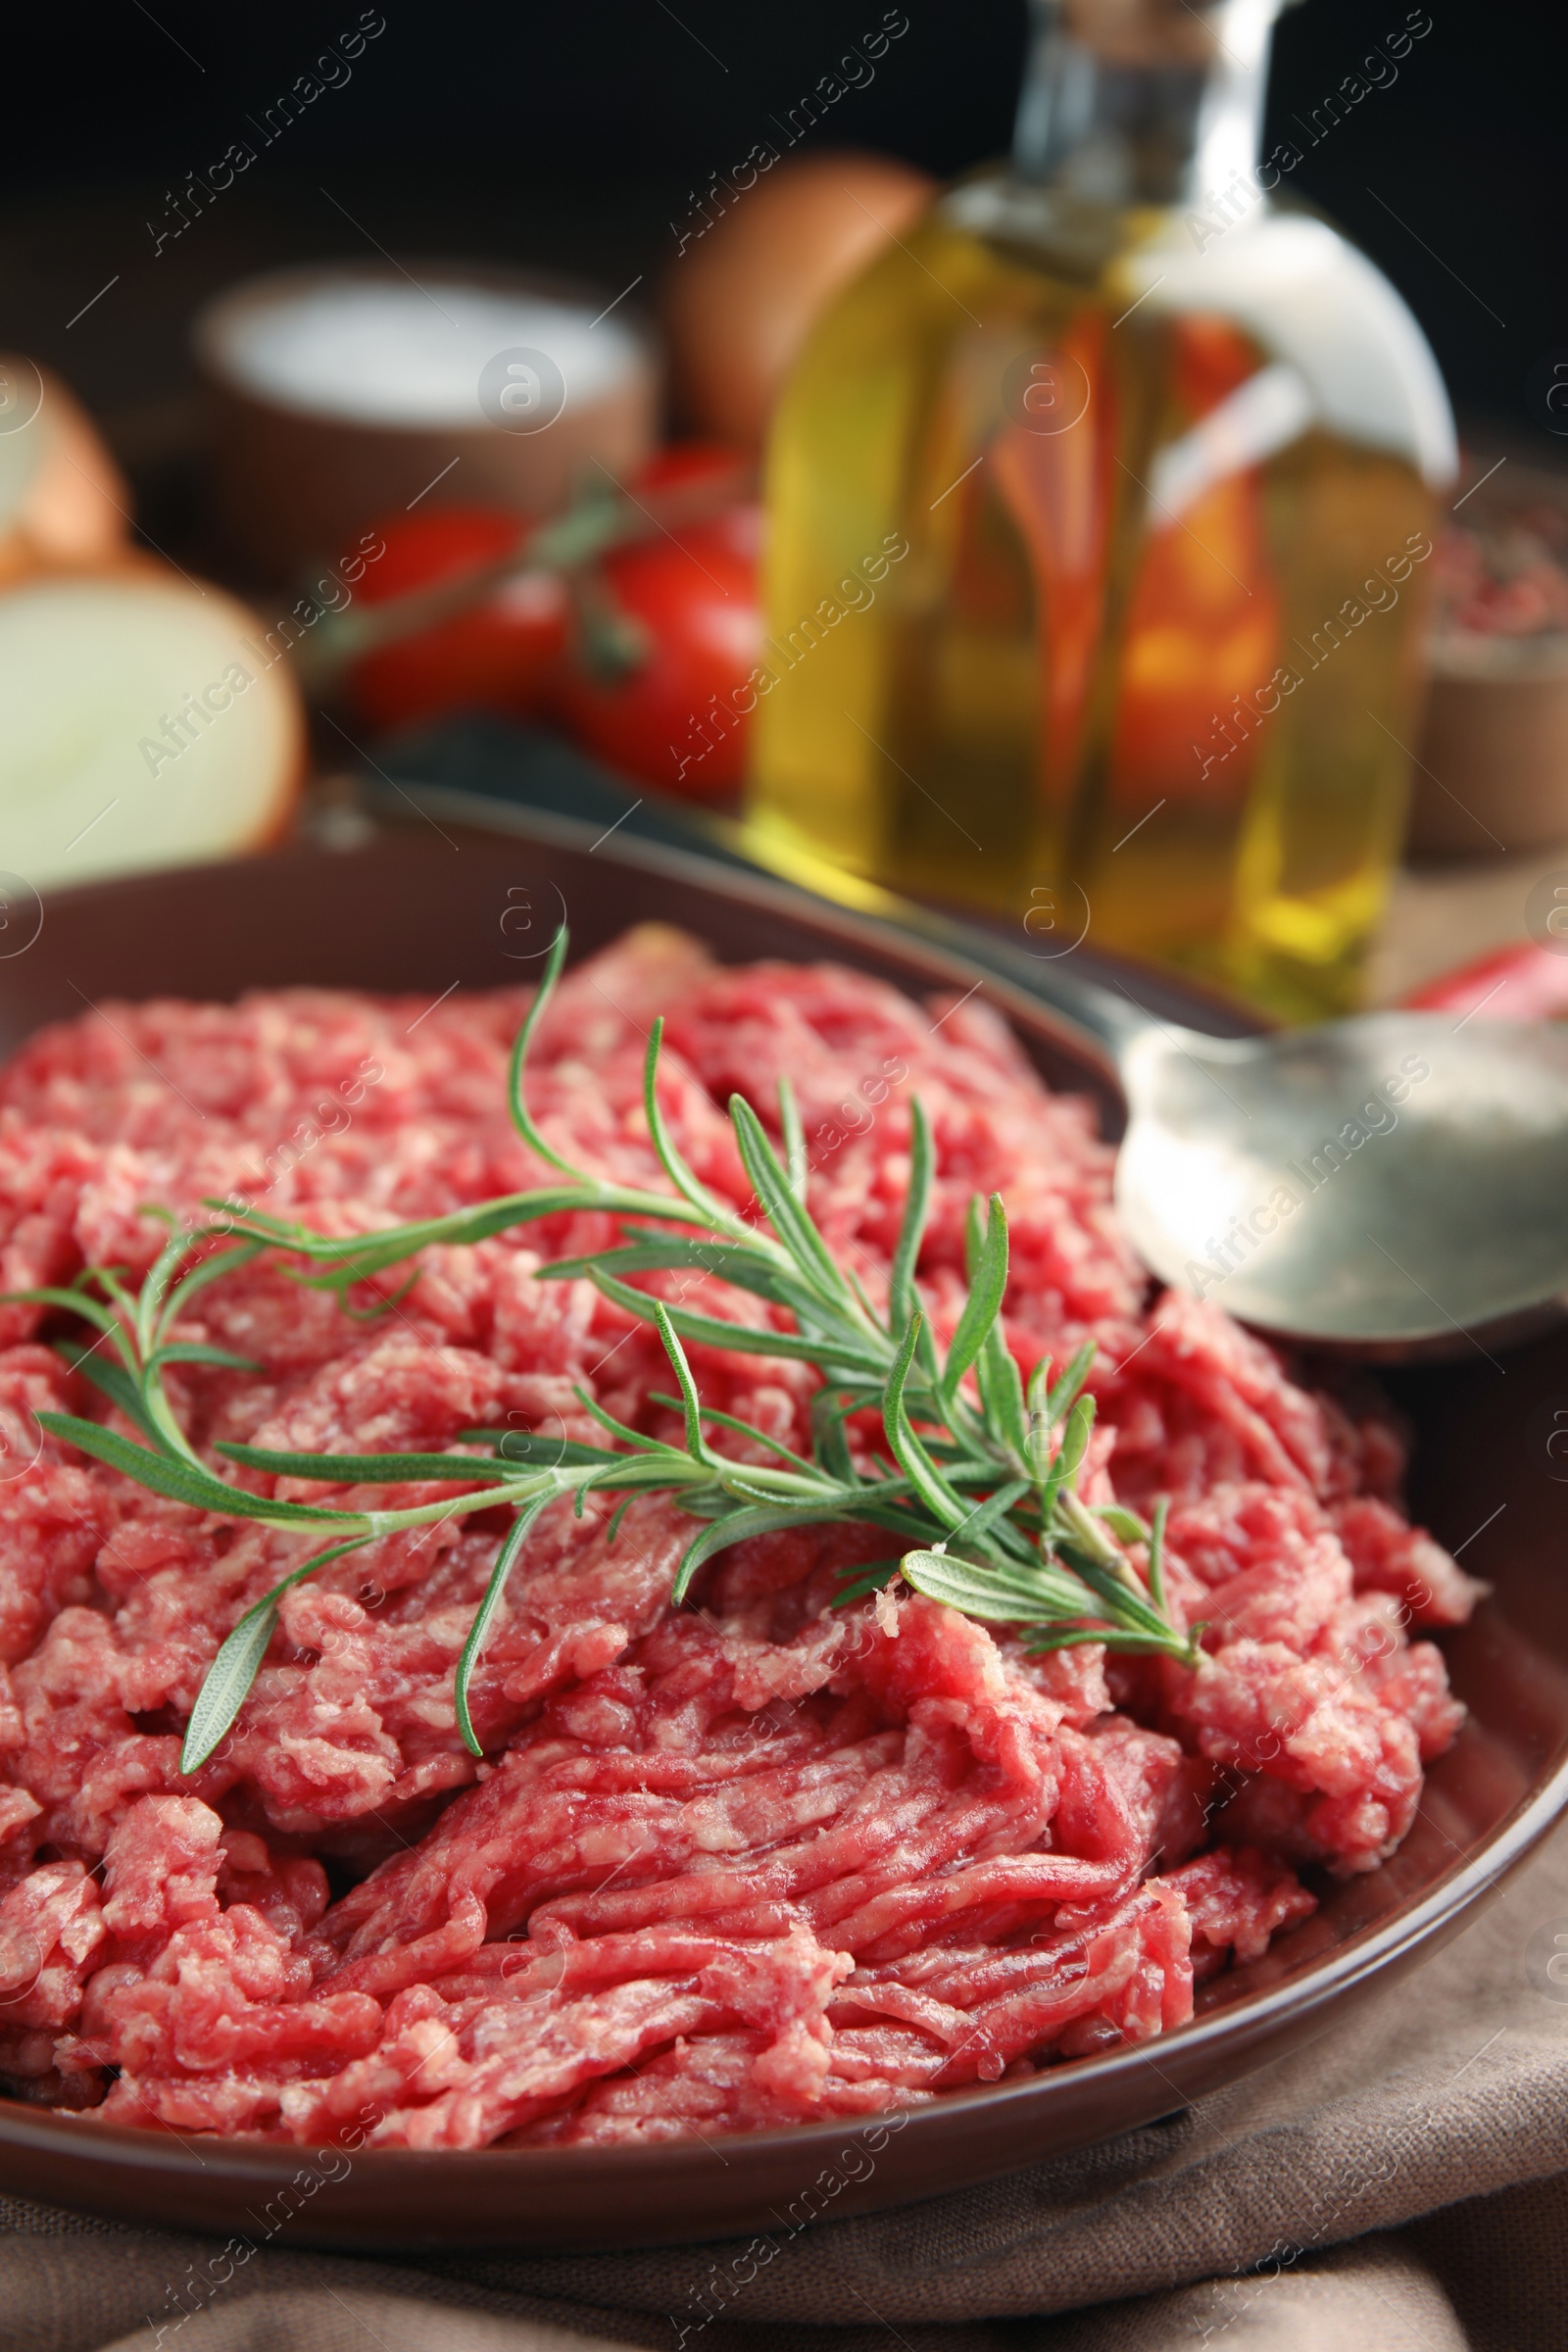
[747,0,1454,1019]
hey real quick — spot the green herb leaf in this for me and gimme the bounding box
[3,1283,124,1337]
[569,1382,690,1458]
[217,1442,529,1485]
[941,1194,1009,1408]
[461,1428,621,1468]
[149,1344,263,1375]
[882,1316,969,1533]
[899,1547,1090,1625]
[1147,1495,1170,1616]
[888,1098,934,1372]
[811,1387,864,1488]
[49,1340,163,1446]
[778,1075,808,1205]
[646,1395,816,1474]
[506,923,579,1178]
[180,1536,373,1771]
[950,1477,1032,1552]
[672,1500,861,1602]
[650,1299,715,1466]
[539,1235,808,1314]
[828,1559,905,1606]
[216,1186,663,1287]
[1045,1342,1097,1424]
[977,1320,1030,1471]
[454,1494,556,1756]
[37,1413,349,1524]
[727,1096,857,1317]
[148,1238,266,1344]
[1037,1391,1096,1523]
[642,1019,749,1237]
[589,1266,883,1377]
[1092,1502,1150,1545]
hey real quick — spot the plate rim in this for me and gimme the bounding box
[0,807,1557,2242]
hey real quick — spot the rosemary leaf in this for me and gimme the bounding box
[1037,1391,1097,1522]
[539,1235,809,1314]
[1148,1495,1171,1617]
[48,1341,162,1446]
[949,1476,1032,1551]
[882,1318,970,1533]
[941,1195,1009,1408]
[888,1101,932,1345]
[672,1500,865,1602]
[149,1344,263,1374]
[642,1019,750,1237]
[5,1284,123,1338]
[218,1442,530,1484]
[828,1560,906,1605]
[455,1494,556,1755]
[899,1548,1088,1626]
[778,1075,808,1204]
[570,1384,689,1456]
[506,924,580,1178]
[977,1318,1030,1470]
[35,1412,350,1525]
[811,1387,864,1487]
[460,1429,623,1469]
[589,1267,884,1376]
[1045,1342,1098,1424]
[180,1535,374,1771]
[650,1300,716,1466]
[646,1394,817,1474]
[727,1097,858,1318]
[148,1238,266,1336]
[1093,1502,1151,1545]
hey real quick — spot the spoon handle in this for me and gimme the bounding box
[858,898,1152,1067]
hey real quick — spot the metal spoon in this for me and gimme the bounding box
[945,939,1568,1361]
[405,785,1565,1362]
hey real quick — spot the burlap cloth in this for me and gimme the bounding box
[5,1806,1567,2352]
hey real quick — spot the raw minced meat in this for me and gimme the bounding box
[0,925,1481,2145]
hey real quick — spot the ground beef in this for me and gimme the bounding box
[0,926,1481,2144]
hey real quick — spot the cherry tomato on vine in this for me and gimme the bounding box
[554,450,761,803]
[344,506,567,734]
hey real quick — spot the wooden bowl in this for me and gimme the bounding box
[194,264,660,581]
[0,801,1562,2249]
[1412,632,1568,857]
[1412,454,1568,857]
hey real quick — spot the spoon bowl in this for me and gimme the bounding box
[1114,1010,1568,1357]
[860,921,1568,1361]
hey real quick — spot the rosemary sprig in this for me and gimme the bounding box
[6,928,1199,1774]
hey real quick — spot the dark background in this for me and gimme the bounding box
[3,0,1561,460]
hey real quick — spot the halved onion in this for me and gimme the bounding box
[0,565,305,891]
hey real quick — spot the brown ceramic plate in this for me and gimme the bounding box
[0,803,1563,2250]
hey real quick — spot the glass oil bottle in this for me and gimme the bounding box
[746,0,1455,1019]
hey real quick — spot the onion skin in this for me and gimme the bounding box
[661,150,934,450]
[0,361,128,582]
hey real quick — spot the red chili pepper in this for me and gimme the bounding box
[1403,940,1568,1021]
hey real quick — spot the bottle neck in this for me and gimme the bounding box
[1011,0,1281,209]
